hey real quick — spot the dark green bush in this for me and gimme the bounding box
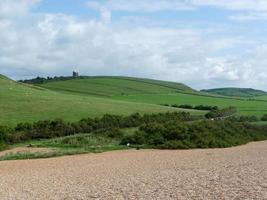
[194,105,218,111]
[227,115,259,122]
[158,140,189,149]
[205,107,237,119]
[178,104,194,109]
[121,120,267,149]
[261,114,267,121]
[1,112,194,145]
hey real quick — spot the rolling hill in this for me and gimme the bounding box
[38,76,194,97]
[201,88,267,97]
[36,76,267,117]
[2,74,267,126]
[0,75,196,126]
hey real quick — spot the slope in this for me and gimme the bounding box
[0,75,197,126]
[112,92,267,117]
[36,76,267,117]
[38,76,194,97]
[201,88,267,97]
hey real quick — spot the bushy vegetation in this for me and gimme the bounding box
[261,114,267,121]
[19,76,79,84]
[0,112,196,148]
[205,107,237,119]
[167,104,218,111]
[227,115,259,122]
[121,120,267,149]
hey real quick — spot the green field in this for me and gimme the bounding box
[38,76,267,117]
[202,88,267,97]
[0,75,201,126]
[254,95,267,101]
[1,75,267,126]
[39,76,194,97]
[112,93,267,116]
[1,74,267,159]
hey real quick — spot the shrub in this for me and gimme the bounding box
[102,128,124,138]
[261,114,267,121]
[1,112,194,145]
[194,105,218,111]
[227,116,259,122]
[158,140,189,149]
[122,120,267,149]
[178,104,194,109]
[205,107,237,119]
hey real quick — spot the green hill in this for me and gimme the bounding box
[38,76,194,97]
[2,74,267,126]
[0,75,195,126]
[36,76,267,117]
[201,88,267,97]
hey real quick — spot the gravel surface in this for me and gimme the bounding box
[0,141,266,200]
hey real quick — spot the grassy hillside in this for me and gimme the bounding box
[36,76,267,117]
[201,88,267,97]
[0,75,197,126]
[112,93,267,117]
[255,95,267,101]
[39,76,194,97]
[2,74,266,126]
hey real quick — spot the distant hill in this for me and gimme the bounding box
[0,74,185,125]
[2,73,267,126]
[201,88,267,97]
[33,75,267,117]
[32,76,194,97]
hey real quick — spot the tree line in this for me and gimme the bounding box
[19,75,85,84]
[163,104,219,111]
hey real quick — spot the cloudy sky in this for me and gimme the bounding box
[0,0,267,90]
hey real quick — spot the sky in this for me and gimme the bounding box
[0,0,267,90]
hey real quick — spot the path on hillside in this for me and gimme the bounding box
[0,141,267,200]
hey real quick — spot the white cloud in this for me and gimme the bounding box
[230,12,267,21]
[86,0,267,12]
[192,0,267,11]
[86,0,267,21]
[86,0,194,12]
[0,0,267,90]
[100,9,112,24]
[0,0,41,18]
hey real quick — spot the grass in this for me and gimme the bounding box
[0,128,139,161]
[0,76,200,126]
[254,95,267,101]
[39,76,194,97]
[201,88,267,97]
[1,74,267,126]
[38,76,267,117]
[112,93,267,117]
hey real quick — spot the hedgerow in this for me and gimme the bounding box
[120,120,267,149]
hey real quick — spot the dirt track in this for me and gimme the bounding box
[0,141,267,200]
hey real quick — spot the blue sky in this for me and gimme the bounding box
[0,0,267,90]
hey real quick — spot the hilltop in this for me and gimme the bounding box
[201,88,267,97]
[0,74,190,125]
[21,76,194,97]
[1,74,267,126]
[25,75,267,117]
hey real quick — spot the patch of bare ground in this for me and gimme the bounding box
[0,141,267,200]
[0,147,53,157]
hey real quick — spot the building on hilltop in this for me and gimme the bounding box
[72,71,79,78]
